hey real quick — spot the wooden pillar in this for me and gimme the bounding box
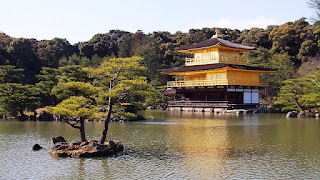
[226,89,228,102]
[205,88,208,102]
[225,89,228,101]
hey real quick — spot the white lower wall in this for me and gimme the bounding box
[252,90,259,104]
[227,88,260,104]
[244,89,259,104]
[244,90,252,104]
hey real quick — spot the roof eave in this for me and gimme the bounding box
[178,43,221,53]
[178,43,256,52]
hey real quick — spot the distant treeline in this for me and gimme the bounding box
[0,18,319,107]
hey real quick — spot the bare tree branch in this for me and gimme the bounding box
[64,119,81,129]
[111,68,122,81]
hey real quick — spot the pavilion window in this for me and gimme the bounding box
[212,54,216,61]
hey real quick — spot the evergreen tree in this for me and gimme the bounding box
[0,83,40,118]
[84,56,152,144]
[47,96,100,142]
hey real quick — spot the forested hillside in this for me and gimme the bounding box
[0,18,319,114]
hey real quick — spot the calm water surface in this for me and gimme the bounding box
[1,111,320,179]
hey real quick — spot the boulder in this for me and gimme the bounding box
[54,143,69,150]
[137,114,146,120]
[117,144,124,152]
[37,110,53,121]
[71,142,81,146]
[53,114,61,121]
[18,115,28,121]
[297,113,305,118]
[297,111,314,118]
[32,144,43,151]
[52,136,67,145]
[286,111,298,118]
[109,140,117,150]
[305,111,314,118]
[80,141,89,146]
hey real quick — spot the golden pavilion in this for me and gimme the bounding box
[159,33,275,111]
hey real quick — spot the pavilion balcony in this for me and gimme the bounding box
[167,80,268,88]
[166,100,259,109]
[185,55,249,66]
[167,100,229,108]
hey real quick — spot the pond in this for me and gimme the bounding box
[1,111,320,179]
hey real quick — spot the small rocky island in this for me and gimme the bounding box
[49,136,124,158]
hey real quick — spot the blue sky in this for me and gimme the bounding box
[0,0,313,44]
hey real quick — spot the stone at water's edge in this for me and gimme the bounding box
[37,110,54,121]
[286,111,298,118]
[33,144,43,151]
[48,136,124,158]
[52,136,66,144]
[287,111,316,118]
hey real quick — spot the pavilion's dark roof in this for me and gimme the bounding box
[159,63,275,73]
[179,37,256,51]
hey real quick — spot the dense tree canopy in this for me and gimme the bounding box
[275,69,320,112]
[0,18,318,86]
[0,65,40,118]
[0,83,40,117]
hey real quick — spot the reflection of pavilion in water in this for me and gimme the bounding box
[166,111,260,177]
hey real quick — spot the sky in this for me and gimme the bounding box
[0,0,313,44]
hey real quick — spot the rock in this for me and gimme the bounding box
[109,140,117,150]
[89,139,98,143]
[137,114,145,120]
[53,114,61,121]
[48,138,124,158]
[52,136,67,145]
[32,144,43,151]
[305,111,314,118]
[297,113,305,118]
[298,111,313,118]
[80,141,89,146]
[18,115,28,121]
[92,143,104,151]
[286,111,298,118]
[55,151,69,157]
[37,110,53,121]
[117,144,124,152]
[55,144,69,150]
[71,142,81,146]
[149,116,155,120]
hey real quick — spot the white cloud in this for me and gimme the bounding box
[186,17,280,31]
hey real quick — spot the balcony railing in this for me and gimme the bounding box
[167,80,268,88]
[219,56,248,65]
[167,100,229,107]
[185,55,249,66]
